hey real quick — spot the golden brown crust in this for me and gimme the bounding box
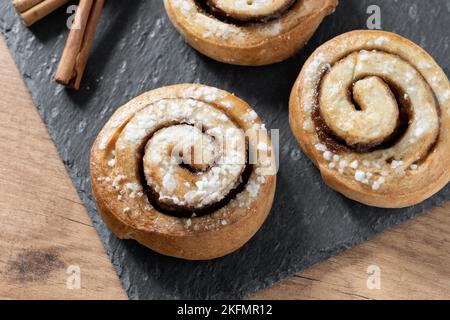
[163,0,338,66]
[289,30,450,208]
[90,84,277,260]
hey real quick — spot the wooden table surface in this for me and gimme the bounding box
[0,34,449,300]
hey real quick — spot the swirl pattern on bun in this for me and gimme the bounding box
[164,0,338,65]
[289,31,450,208]
[91,84,276,260]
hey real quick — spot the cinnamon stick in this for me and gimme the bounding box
[13,0,70,27]
[13,0,43,13]
[55,0,104,90]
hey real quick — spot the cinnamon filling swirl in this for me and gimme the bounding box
[290,31,450,207]
[136,123,254,218]
[165,0,338,66]
[195,0,296,24]
[311,50,439,164]
[91,84,277,259]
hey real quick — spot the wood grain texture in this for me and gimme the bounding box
[0,34,448,300]
[0,36,126,300]
[251,204,450,300]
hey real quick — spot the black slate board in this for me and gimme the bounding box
[1,0,449,299]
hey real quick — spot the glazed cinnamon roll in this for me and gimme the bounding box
[164,0,338,66]
[289,31,450,208]
[90,84,276,260]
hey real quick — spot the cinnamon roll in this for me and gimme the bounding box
[90,84,276,260]
[163,0,338,66]
[289,30,450,208]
